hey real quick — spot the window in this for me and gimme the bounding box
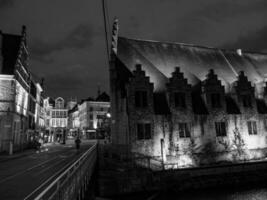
[215,122,227,137]
[211,93,221,108]
[137,123,151,140]
[90,107,93,111]
[174,92,186,108]
[89,114,93,120]
[178,123,190,138]
[135,91,148,108]
[247,121,257,135]
[242,94,252,108]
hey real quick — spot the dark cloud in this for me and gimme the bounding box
[222,26,267,52]
[1,0,267,99]
[30,24,96,58]
[0,0,14,9]
[196,0,267,21]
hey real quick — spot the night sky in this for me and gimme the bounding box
[0,0,267,100]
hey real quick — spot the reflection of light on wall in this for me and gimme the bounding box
[15,81,29,116]
[93,121,97,129]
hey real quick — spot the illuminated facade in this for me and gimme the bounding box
[68,104,80,136]
[43,97,53,142]
[0,26,30,153]
[35,83,45,136]
[110,19,267,167]
[0,26,45,153]
[50,97,68,142]
[78,93,110,139]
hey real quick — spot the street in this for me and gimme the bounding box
[0,139,93,200]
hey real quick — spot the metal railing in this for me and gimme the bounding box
[34,143,97,200]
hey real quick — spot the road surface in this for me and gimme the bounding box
[0,140,93,200]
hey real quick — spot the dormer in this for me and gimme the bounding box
[202,69,226,112]
[127,64,154,113]
[233,71,256,113]
[166,67,192,112]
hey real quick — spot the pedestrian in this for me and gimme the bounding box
[75,137,81,150]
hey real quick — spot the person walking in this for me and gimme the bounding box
[75,137,81,151]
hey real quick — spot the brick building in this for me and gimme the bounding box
[109,19,267,167]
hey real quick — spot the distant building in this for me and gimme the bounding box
[78,92,110,139]
[50,97,68,142]
[68,104,80,137]
[109,19,267,167]
[43,97,54,142]
[67,98,77,110]
[67,92,110,139]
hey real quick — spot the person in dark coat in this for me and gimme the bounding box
[75,137,81,150]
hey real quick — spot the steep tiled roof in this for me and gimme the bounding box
[115,36,267,115]
[117,37,267,94]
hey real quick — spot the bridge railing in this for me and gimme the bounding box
[34,143,97,200]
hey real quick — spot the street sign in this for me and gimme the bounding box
[4,124,11,128]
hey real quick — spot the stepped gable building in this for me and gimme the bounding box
[109,19,267,167]
[0,26,45,153]
[0,26,31,153]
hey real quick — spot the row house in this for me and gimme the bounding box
[109,19,267,167]
[0,26,45,153]
[68,92,110,139]
[68,104,80,136]
[44,97,68,143]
